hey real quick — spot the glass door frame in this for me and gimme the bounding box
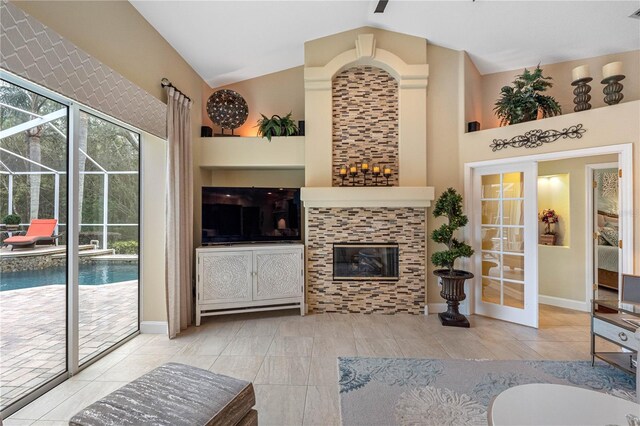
[0,70,142,417]
[586,162,622,303]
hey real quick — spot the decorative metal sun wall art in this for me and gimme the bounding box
[206,89,249,133]
[489,124,586,152]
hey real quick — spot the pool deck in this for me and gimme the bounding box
[0,280,138,410]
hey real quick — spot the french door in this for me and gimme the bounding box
[472,162,538,328]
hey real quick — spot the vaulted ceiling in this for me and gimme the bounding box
[130,1,640,88]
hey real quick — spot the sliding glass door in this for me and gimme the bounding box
[0,75,140,415]
[0,79,69,412]
[77,111,139,365]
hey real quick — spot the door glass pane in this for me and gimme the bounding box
[0,79,68,411]
[482,277,501,305]
[481,174,501,198]
[502,200,524,225]
[503,172,524,198]
[77,111,139,365]
[504,281,525,309]
[481,227,501,251]
[482,254,501,279]
[503,254,525,282]
[482,200,500,224]
[593,168,619,302]
[504,227,524,253]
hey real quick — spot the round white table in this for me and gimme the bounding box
[489,383,640,426]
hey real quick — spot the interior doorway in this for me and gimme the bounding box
[464,144,633,328]
[536,155,618,315]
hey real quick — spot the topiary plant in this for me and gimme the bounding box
[431,188,474,275]
[256,112,298,142]
[493,65,562,126]
[2,214,21,226]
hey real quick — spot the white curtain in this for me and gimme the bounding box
[165,87,193,338]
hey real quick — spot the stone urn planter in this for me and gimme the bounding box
[430,188,475,328]
[434,269,474,328]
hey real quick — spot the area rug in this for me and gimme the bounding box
[338,357,635,425]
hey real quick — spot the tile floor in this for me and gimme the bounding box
[5,304,620,425]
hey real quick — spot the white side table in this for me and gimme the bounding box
[489,383,640,426]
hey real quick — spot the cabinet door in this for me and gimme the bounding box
[199,251,253,305]
[253,249,302,300]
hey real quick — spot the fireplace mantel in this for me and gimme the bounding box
[300,186,435,208]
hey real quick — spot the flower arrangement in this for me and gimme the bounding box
[539,209,559,235]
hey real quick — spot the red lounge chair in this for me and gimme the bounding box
[4,219,59,250]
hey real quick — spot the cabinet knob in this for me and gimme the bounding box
[618,331,628,341]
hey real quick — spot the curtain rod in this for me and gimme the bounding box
[161,78,191,103]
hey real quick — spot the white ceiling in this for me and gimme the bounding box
[130,1,640,88]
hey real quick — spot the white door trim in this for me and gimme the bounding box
[464,143,633,316]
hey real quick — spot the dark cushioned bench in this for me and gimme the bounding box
[69,363,256,426]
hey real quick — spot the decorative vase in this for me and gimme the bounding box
[434,269,474,328]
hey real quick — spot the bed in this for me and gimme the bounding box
[596,211,619,291]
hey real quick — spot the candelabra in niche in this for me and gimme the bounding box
[337,162,393,186]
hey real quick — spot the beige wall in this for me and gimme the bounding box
[480,50,640,130]
[538,155,617,304]
[11,1,209,322]
[208,169,305,188]
[142,133,168,321]
[305,26,427,67]
[426,45,464,304]
[203,66,305,137]
[463,52,483,128]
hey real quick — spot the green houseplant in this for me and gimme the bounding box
[256,112,298,142]
[431,188,475,327]
[2,214,21,230]
[493,65,562,126]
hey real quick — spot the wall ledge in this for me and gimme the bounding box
[300,186,435,208]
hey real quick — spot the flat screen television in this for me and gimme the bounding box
[202,186,301,244]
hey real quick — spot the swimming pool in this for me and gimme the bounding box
[0,263,138,291]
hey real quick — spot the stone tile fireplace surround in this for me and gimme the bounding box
[307,207,425,314]
[302,33,432,314]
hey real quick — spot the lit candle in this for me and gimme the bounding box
[383,167,391,175]
[571,65,590,82]
[350,165,357,174]
[361,162,369,171]
[373,165,380,174]
[339,166,347,176]
[602,61,622,79]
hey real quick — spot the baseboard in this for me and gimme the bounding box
[427,303,447,314]
[140,321,168,334]
[538,295,590,312]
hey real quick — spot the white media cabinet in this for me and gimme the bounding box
[195,243,305,325]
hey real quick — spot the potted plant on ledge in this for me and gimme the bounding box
[256,112,298,142]
[431,188,475,328]
[493,65,562,126]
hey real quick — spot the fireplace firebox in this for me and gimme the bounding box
[333,243,399,281]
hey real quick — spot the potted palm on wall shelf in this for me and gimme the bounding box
[494,65,562,126]
[431,188,475,328]
[256,112,298,142]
